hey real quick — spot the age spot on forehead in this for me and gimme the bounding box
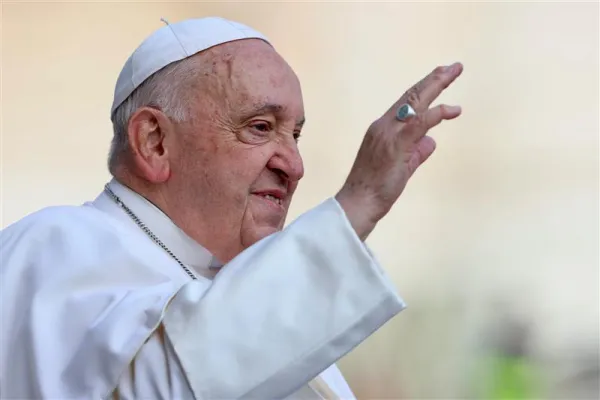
[195,39,303,121]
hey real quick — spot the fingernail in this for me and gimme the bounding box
[445,63,457,72]
[450,105,462,113]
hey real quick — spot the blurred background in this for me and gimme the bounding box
[1,1,598,398]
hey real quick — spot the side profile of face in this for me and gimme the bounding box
[128,39,306,263]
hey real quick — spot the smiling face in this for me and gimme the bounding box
[159,39,306,262]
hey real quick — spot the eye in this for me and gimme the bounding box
[250,121,272,133]
[293,132,302,142]
[238,120,274,145]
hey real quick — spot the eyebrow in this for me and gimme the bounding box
[240,103,306,128]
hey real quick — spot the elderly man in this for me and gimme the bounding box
[0,17,462,399]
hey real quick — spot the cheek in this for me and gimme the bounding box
[234,146,274,183]
[197,147,273,214]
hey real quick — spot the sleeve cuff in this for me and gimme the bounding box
[163,197,406,399]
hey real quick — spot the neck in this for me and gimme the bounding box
[113,174,168,216]
[112,174,242,264]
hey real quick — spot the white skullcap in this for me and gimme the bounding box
[110,17,270,118]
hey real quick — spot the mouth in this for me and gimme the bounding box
[260,193,283,206]
[252,190,287,209]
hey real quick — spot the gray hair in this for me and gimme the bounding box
[108,56,200,174]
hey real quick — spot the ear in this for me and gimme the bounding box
[127,107,173,183]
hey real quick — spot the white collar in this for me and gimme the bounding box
[92,178,223,279]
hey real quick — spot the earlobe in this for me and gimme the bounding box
[127,107,172,183]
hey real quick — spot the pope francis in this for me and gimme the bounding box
[0,17,463,399]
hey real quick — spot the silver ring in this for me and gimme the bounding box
[396,103,416,121]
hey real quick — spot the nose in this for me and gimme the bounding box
[267,139,304,183]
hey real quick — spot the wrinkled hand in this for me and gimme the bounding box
[336,63,464,240]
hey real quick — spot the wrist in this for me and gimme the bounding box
[334,190,379,241]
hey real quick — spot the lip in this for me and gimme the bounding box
[252,189,287,211]
[253,189,286,199]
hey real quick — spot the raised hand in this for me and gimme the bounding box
[336,63,464,240]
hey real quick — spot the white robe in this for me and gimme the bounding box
[0,179,406,399]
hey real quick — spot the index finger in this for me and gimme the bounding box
[397,62,464,113]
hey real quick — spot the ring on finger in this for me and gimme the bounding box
[396,103,417,122]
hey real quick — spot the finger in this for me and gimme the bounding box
[418,63,463,110]
[407,136,436,176]
[402,103,461,141]
[422,104,462,128]
[396,63,463,114]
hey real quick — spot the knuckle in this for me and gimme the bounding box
[433,65,446,75]
[405,87,421,106]
[368,118,382,133]
[431,72,444,84]
[437,104,454,120]
[428,107,444,127]
[430,66,449,87]
[367,118,386,138]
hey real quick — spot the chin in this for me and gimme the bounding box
[242,224,283,249]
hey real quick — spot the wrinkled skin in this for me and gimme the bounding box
[119,37,464,264]
[121,39,305,263]
[335,63,463,240]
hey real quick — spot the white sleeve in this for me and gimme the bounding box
[163,198,406,399]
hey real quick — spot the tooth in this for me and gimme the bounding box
[264,195,281,204]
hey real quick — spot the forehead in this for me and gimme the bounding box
[198,40,304,118]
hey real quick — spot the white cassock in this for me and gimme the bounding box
[0,179,406,399]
